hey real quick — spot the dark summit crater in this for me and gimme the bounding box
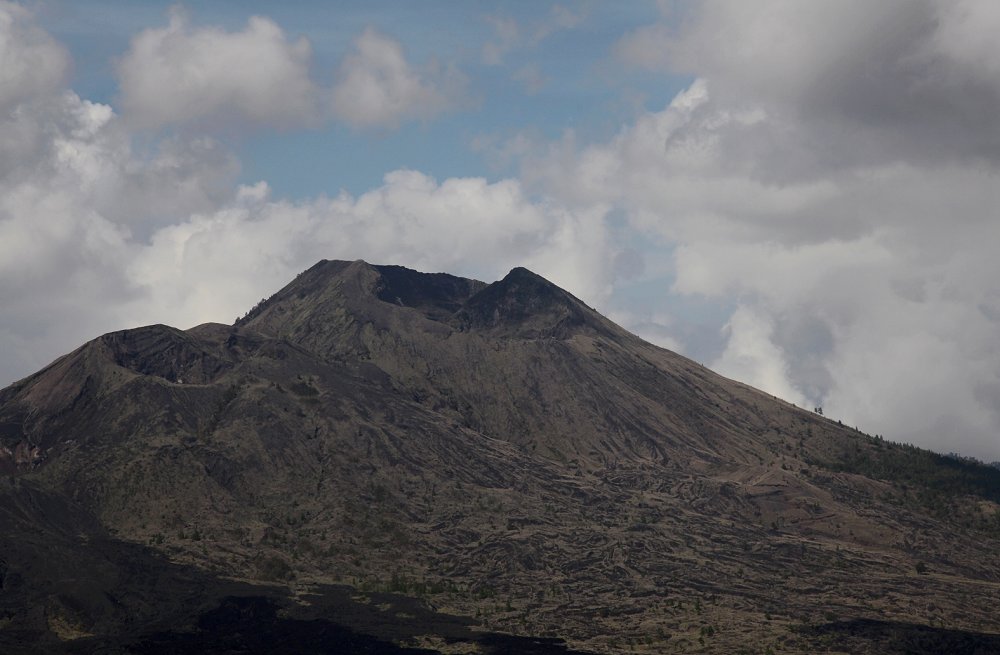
[373,264,486,321]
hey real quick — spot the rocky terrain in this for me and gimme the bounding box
[2,259,1000,654]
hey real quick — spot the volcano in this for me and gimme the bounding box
[2,260,1000,654]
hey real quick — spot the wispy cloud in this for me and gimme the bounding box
[330,28,468,129]
[481,4,588,65]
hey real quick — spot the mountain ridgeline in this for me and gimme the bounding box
[1,259,1000,654]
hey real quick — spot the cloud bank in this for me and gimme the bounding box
[593,0,1000,458]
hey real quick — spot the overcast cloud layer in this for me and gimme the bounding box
[2,1,999,461]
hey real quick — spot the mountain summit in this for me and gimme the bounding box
[2,261,1000,654]
[239,259,612,343]
[453,266,614,339]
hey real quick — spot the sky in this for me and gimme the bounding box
[2,1,1000,461]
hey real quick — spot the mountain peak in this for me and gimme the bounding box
[238,260,609,341]
[504,265,541,279]
[453,265,608,338]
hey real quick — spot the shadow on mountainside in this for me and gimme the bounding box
[72,591,596,655]
[796,618,1000,655]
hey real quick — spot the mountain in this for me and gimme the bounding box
[2,259,1000,654]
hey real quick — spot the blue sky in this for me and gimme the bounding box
[38,1,684,199]
[4,1,1000,460]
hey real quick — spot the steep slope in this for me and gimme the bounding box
[1,260,1000,654]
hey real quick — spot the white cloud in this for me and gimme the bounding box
[713,306,808,407]
[112,9,473,134]
[0,93,137,379]
[330,28,466,129]
[117,11,471,133]
[0,6,248,383]
[128,170,612,329]
[516,1,1000,459]
[117,9,319,130]
[616,0,1000,163]
[0,85,245,380]
[0,1,70,112]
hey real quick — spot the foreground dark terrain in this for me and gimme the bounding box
[2,259,1000,654]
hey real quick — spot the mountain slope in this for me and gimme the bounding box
[2,260,1000,654]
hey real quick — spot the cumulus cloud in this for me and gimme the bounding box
[0,85,242,379]
[117,11,466,132]
[617,0,1000,164]
[0,91,143,379]
[0,5,245,380]
[117,8,319,130]
[714,306,808,407]
[0,1,70,112]
[330,28,466,129]
[127,170,612,328]
[511,1,1000,459]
